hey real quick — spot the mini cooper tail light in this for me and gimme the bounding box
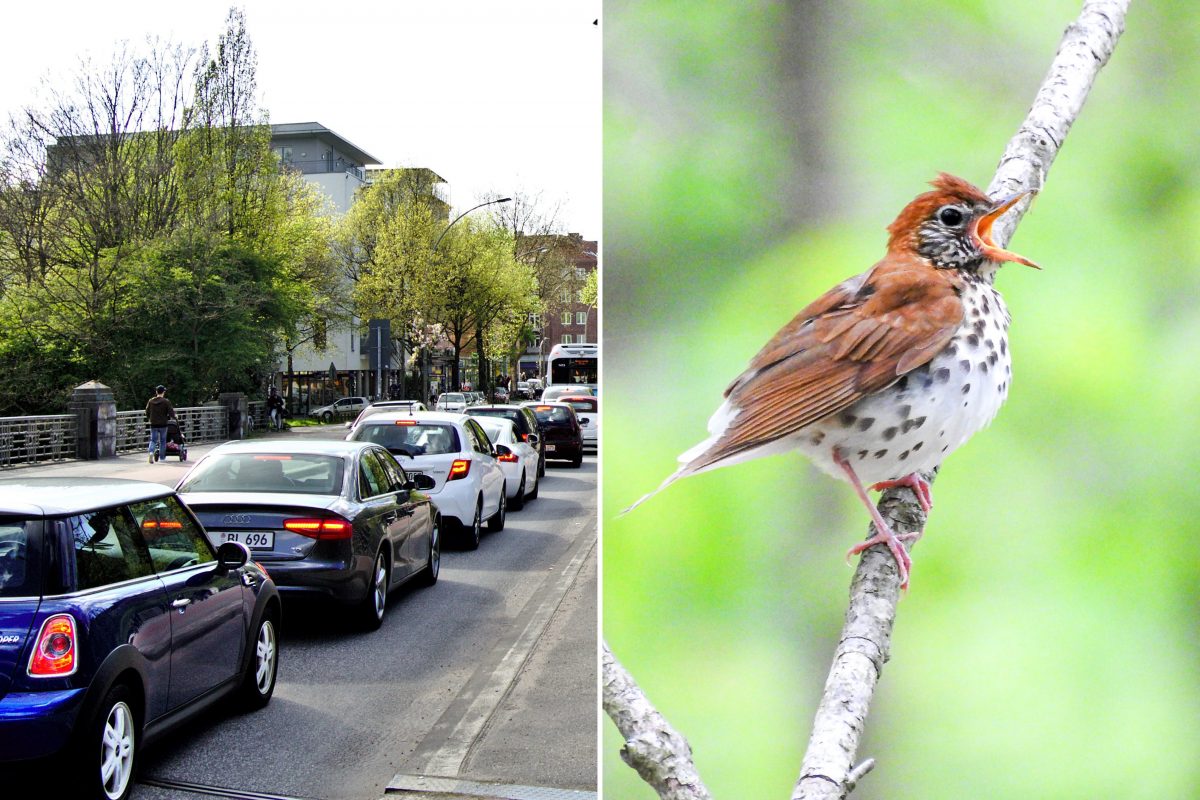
[28,614,78,678]
[283,518,353,540]
[447,459,471,480]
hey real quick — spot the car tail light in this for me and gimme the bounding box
[497,452,519,463]
[447,459,471,481]
[283,517,353,540]
[142,520,182,529]
[394,420,416,425]
[520,433,529,442]
[28,614,77,678]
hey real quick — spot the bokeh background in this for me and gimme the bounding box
[602,2,1200,798]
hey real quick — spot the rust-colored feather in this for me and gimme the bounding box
[687,253,965,471]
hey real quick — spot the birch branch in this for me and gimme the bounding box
[792,2,1131,798]
[602,641,714,800]
[603,2,1131,797]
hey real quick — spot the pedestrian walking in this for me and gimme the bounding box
[267,387,286,431]
[145,385,174,463]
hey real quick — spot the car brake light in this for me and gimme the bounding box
[447,459,471,480]
[28,614,77,678]
[253,455,292,461]
[394,420,416,425]
[497,452,519,463]
[142,520,182,529]
[283,518,352,540]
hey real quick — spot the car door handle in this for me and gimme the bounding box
[382,512,398,525]
[171,597,191,609]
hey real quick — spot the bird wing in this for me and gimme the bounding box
[688,255,965,472]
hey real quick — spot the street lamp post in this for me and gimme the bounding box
[427,196,511,392]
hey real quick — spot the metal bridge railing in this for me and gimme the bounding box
[0,415,78,468]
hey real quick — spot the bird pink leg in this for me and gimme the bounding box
[871,473,933,514]
[833,449,915,590]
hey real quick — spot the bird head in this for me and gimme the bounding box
[886,173,1039,274]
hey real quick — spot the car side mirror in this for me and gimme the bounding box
[215,540,250,573]
[527,433,540,447]
[344,421,353,429]
[412,473,436,491]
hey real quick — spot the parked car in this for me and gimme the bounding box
[177,440,439,630]
[310,396,370,423]
[465,391,487,407]
[514,381,533,400]
[345,400,428,432]
[541,385,594,402]
[473,416,540,510]
[465,404,546,477]
[346,412,506,550]
[490,386,510,403]
[434,392,468,413]
[522,402,585,467]
[0,477,279,799]
[558,395,598,449]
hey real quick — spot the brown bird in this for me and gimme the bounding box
[627,174,1038,589]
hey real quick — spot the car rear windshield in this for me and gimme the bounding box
[529,406,574,425]
[440,393,465,403]
[467,408,526,432]
[178,453,346,495]
[0,518,40,597]
[353,422,461,457]
[561,398,597,412]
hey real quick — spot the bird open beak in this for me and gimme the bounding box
[973,191,1040,269]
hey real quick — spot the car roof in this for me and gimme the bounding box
[523,401,574,409]
[467,405,529,412]
[558,395,598,403]
[474,416,516,432]
[0,477,174,516]
[208,439,381,456]
[357,410,470,426]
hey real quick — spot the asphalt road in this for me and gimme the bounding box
[2,424,597,800]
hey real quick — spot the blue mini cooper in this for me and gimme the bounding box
[0,477,280,799]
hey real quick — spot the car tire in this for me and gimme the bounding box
[538,452,546,477]
[488,487,506,532]
[527,471,539,501]
[75,683,137,800]
[571,451,583,468]
[461,500,482,550]
[357,551,389,630]
[322,411,333,423]
[419,516,440,586]
[511,475,525,511]
[237,611,278,710]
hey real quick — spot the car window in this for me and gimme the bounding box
[67,507,155,590]
[464,420,492,454]
[476,419,511,445]
[375,450,409,491]
[0,518,40,598]
[129,497,216,572]
[563,398,597,413]
[359,452,388,499]
[179,453,346,495]
[353,422,461,456]
[530,405,573,424]
[364,450,398,497]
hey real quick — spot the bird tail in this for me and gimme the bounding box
[620,463,696,516]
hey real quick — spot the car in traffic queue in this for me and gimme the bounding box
[521,401,585,468]
[465,404,546,477]
[557,395,598,450]
[434,392,469,413]
[310,396,370,423]
[0,477,279,800]
[345,400,428,433]
[472,416,540,510]
[176,440,440,631]
[540,384,594,402]
[345,412,507,550]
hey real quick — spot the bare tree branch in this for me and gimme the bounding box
[602,641,713,800]
[792,3,1131,798]
[604,1,1133,797]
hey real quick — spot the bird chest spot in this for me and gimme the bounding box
[935,367,951,383]
[857,417,875,431]
[883,426,898,441]
[839,412,857,427]
[962,383,971,394]
[874,449,888,459]
[960,359,971,373]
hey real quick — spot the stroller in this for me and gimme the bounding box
[163,418,188,461]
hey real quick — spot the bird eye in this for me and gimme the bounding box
[938,206,964,226]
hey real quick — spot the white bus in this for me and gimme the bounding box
[545,342,598,395]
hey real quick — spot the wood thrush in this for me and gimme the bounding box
[628,174,1038,589]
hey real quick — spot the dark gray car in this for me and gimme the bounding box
[177,440,440,630]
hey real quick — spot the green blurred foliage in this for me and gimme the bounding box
[603,1,1200,798]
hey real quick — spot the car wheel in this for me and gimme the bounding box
[357,551,389,630]
[75,683,137,800]
[419,516,441,586]
[538,452,546,477]
[511,474,525,511]
[488,487,506,532]
[322,411,333,423]
[462,499,482,550]
[237,611,278,710]
[527,471,539,500]
[571,451,583,468]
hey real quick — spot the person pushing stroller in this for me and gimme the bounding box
[145,384,174,463]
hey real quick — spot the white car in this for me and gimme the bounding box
[558,395,598,449]
[541,385,593,402]
[435,392,468,413]
[474,416,540,510]
[345,400,428,432]
[346,411,506,549]
[310,396,369,423]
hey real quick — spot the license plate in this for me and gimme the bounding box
[546,444,556,452]
[214,530,274,550]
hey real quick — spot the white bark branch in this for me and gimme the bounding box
[792,3,1131,798]
[604,2,1131,797]
[602,641,714,800]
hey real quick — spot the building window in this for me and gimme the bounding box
[559,289,571,304]
[561,334,572,344]
[561,311,572,325]
[576,311,586,325]
[275,146,293,163]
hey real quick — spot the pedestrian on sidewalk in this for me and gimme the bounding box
[145,384,174,463]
